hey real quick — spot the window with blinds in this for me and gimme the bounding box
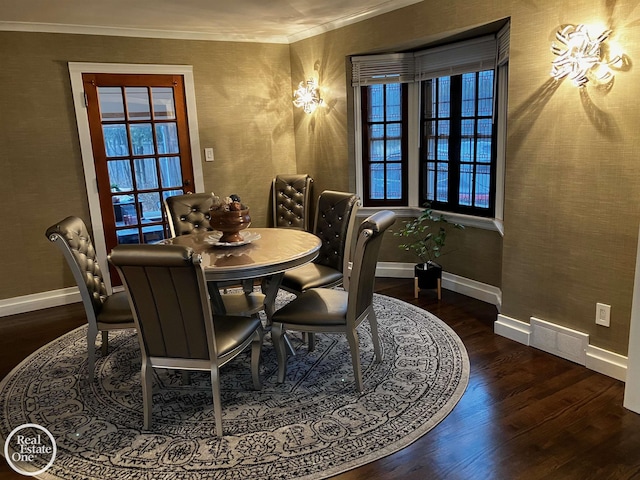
[352,22,510,218]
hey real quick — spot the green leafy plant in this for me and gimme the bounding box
[394,203,464,265]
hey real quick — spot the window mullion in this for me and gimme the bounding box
[449,76,462,210]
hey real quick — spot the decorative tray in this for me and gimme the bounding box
[206,231,261,247]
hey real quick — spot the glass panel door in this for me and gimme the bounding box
[83,74,195,282]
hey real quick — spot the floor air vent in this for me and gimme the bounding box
[530,317,589,366]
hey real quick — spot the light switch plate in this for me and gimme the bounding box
[204,148,214,162]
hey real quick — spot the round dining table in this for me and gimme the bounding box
[162,227,321,321]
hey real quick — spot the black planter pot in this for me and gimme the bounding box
[414,261,442,299]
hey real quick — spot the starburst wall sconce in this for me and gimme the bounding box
[293,78,323,114]
[550,24,622,87]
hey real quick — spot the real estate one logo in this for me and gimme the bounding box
[4,423,56,476]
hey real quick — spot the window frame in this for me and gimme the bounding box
[352,27,509,235]
[420,70,498,217]
[360,83,409,207]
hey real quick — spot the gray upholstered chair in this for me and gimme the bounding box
[164,192,263,315]
[271,210,396,392]
[164,192,214,237]
[280,190,360,350]
[281,190,360,294]
[272,174,313,230]
[45,216,135,382]
[108,243,263,437]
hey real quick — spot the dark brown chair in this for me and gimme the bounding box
[45,216,135,382]
[109,244,263,437]
[271,174,313,230]
[271,210,396,392]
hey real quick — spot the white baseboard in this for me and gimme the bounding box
[495,314,627,382]
[495,314,531,346]
[376,262,502,308]
[586,345,627,382]
[0,287,81,317]
[1,262,502,317]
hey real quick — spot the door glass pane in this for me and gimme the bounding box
[163,189,184,201]
[108,160,133,192]
[130,124,155,155]
[134,158,158,189]
[156,123,179,154]
[125,87,151,120]
[103,124,129,157]
[97,87,125,121]
[139,192,162,223]
[152,88,176,120]
[160,156,182,187]
[113,201,137,225]
[117,228,140,244]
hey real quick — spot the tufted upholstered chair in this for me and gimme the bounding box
[271,210,396,392]
[271,174,313,230]
[164,193,214,237]
[45,216,135,382]
[109,243,263,436]
[279,191,360,349]
[164,192,263,316]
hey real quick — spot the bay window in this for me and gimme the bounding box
[352,23,509,227]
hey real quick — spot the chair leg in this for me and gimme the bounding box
[101,330,109,356]
[308,332,316,352]
[272,323,288,383]
[87,325,98,382]
[251,328,263,390]
[181,371,191,385]
[141,359,153,430]
[368,310,382,363]
[346,329,363,392]
[210,367,223,437]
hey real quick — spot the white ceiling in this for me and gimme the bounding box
[0,0,422,44]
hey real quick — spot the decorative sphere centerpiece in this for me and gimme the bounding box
[209,194,251,243]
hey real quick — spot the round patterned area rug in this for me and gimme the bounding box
[0,292,469,479]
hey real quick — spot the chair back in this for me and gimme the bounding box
[272,174,313,230]
[313,190,360,280]
[347,210,396,321]
[109,244,216,361]
[164,193,214,237]
[45,216,108,320]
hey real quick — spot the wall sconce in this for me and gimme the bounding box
[293,78,323,114]
[550,24,621,87]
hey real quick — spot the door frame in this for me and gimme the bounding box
[69,62,205,292]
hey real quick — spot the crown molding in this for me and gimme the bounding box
[0,0,422,44]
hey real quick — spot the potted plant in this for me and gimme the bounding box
[393,203,464,297]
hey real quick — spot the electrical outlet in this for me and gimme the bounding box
[204,147,214,162]
[596,303,611,327]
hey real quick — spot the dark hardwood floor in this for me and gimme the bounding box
[1,278,640,479]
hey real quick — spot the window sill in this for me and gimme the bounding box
[357,206,504,236]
